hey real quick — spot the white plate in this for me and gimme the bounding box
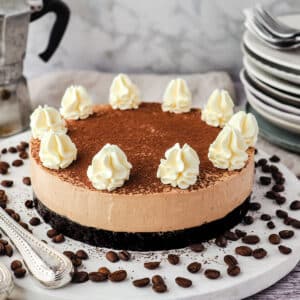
[243,14,300,73]
[242,45,300,85]
[243,56,300,96]
[240,69,300,116]
[1,132,300,300]
[245,89,300,133]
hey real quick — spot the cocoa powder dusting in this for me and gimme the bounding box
[30,103,253,194]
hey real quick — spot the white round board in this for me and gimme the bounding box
[1,131,300,300]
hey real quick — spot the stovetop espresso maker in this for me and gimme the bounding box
[0,0,69,137]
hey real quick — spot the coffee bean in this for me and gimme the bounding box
[71,271,89,283]
[12,159,23,167]
[252,248,267,259]
[167,254,180,265]
[278,245,292,255]
[8,147,17,153]
[11,260,22,271]
[0,167,7,175]
[242,235,260,245]
[261,214,271,221]
[215,235,228,247]
[22,177,31,186]
[152,283,167,293]
[152,275,164,285]
[20,141,29,149]
[235,246,253,256]
[1,180,13,187]
[0,239,8,245]
[265,190,278,199]
[243,215,254,225]
[52,233,65,243]
[249,202,261,211]
[284,217,295,226]
[262,164,271,173]
[71,257,82,267]
[0,162,9,169]
[1,148,7,154]
[260,176,271,185]
[272,184,284,192]
[269,234,281,245]
[19,151,29,160]
[189,243,205,252]
[0,243,5,255]
[227,265,241,277]
[224,230,239,241]
[25,200,34,209]
[109,270,127,282]
[105,251,119,263]
[290,200,300,211]
[47,228,59,238]
[279,230,294,239]
[257,158,267,166]
[204,269,220,279]
[76,249,88,260]
[63,250,75,260]
[98,267,110,276]
[144,261,160,270]
[118,250,130,261]
[187,262,201,273]
[275,195,286,205]
[276,210,288,219]
[89,272,107,282]
[175,277,192,288]
[291,219,300,229]
[267,221,275,229]
[224,255,238,266]
[133,277,150,287]
[29,217,40,226]
[269,155,280,162]
[14,268,26,278]
[11,213,20,222]
[5,244,13,257]
[275,177,285,185]
[235,229,247,238]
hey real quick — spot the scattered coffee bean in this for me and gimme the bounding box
[63,250,75,260]
[252,248,267,259]
[268,234,281,245]
[19,151,28,159]
[265,190,278,199]
[262,164,271,173]
[290,200,300,211]
[187,262,201,273]
[118,250,130,261]
[47,229,58,238]
[89,272,107,282]
[29,217,40,226]
[22,177,31,186]
[257,158,267,166]
[106,251,119,263]
[269,155,280,162]
[243,215,254,225]
[71,257,82,267]
[98,267,110,276]
[291,219,300,229]
[189,243,205,252]
[144,261,160,270]
[12,159,23,167]
[20,141,29,149]
[0,167,7,175]
[52,233,65,243]
[76,249,88,260]
[260,176,271,185]
[249,202,261,211]
[279,230,294,239]
[19,222,29,231]
[71,271,89,283]
[215,235,228,247]
[0,162,9,169]
[278,245,292,255]
[11,260,22,271]
[24,200,34,209]
[235,229,247,238]
[276,210,288,219]
[204,269,220,280]
[284,217,295,226]
[224,230,239,241]
[0,243,5,255]
[0,239,8,245]
[275,195,286,205]
[167,254,180,265]
[1,180,13,187]
[275,177,285,185]
[152,275,164,285]
[8,147,17,153]
[109,270,127,282]
[272,184,284,192]
[261,214,271,221]
[267,221,275,229]
[175,277,192,288]
[14,268,26,278]
[132,277,150,288]
[242,235,260,245]
[1,148,7,154]
[235,246,253,256]
[5,245,13,257]
[227,265,241,277]
[152,283,167,293]
[224,255,238,266]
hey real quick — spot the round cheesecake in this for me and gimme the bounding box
[30,103,254,250]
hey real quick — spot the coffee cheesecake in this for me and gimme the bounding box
[29,75,258,250]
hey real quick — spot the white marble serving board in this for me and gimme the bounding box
[0,132,300,300]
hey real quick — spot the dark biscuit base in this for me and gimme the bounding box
[35,196,250,251]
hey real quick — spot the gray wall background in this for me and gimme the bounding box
[24,0,300,80]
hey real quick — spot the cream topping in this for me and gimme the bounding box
[30,105,66,139]
[162,78,192,113]
[228,111,259,147]
[39,131,77,170]
[109,74,141,110]
[208,125,248,171]
[201,89,234,127]
[87,144,132,191]
[157,143,200,189]
[60,85,93,120]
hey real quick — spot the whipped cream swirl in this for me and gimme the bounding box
[157,143,200,189]
[228,111,259,147]
[162,78,192,113]
[87,144,132,191]
[208,125,248,171]
[60,85,93,120]
[201,89,234,127]
[109,74,141,110]
[30,105,66,139]
[39,131,77,170]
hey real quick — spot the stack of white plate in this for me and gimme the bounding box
[241,14,300,152]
